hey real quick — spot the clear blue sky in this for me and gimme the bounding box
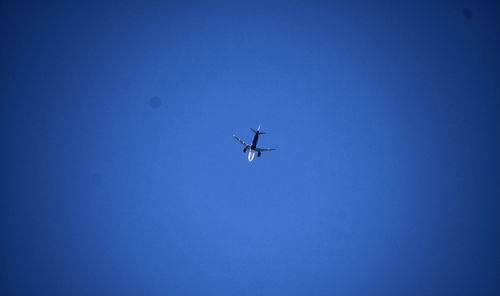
[1,1,499,295]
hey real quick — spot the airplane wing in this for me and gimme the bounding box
[233,135,250,148]
[256,148,276,152]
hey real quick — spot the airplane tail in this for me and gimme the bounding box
[251,124,265,135]
[251,128,266,135]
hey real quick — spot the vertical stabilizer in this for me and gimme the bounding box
[251,124,265,135]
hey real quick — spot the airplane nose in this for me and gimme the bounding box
[248,150,255,162]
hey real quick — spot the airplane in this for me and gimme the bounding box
[233,125,276,162]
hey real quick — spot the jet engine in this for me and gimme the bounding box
[257,151,261,157]
[243,148,247,152]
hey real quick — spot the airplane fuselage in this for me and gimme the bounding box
[246,133,260,161]
[251,133,259,150]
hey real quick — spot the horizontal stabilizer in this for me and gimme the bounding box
[251,128,265,135]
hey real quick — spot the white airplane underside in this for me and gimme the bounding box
[248,150,256,162]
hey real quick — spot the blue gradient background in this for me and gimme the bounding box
[1,1,499,295]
